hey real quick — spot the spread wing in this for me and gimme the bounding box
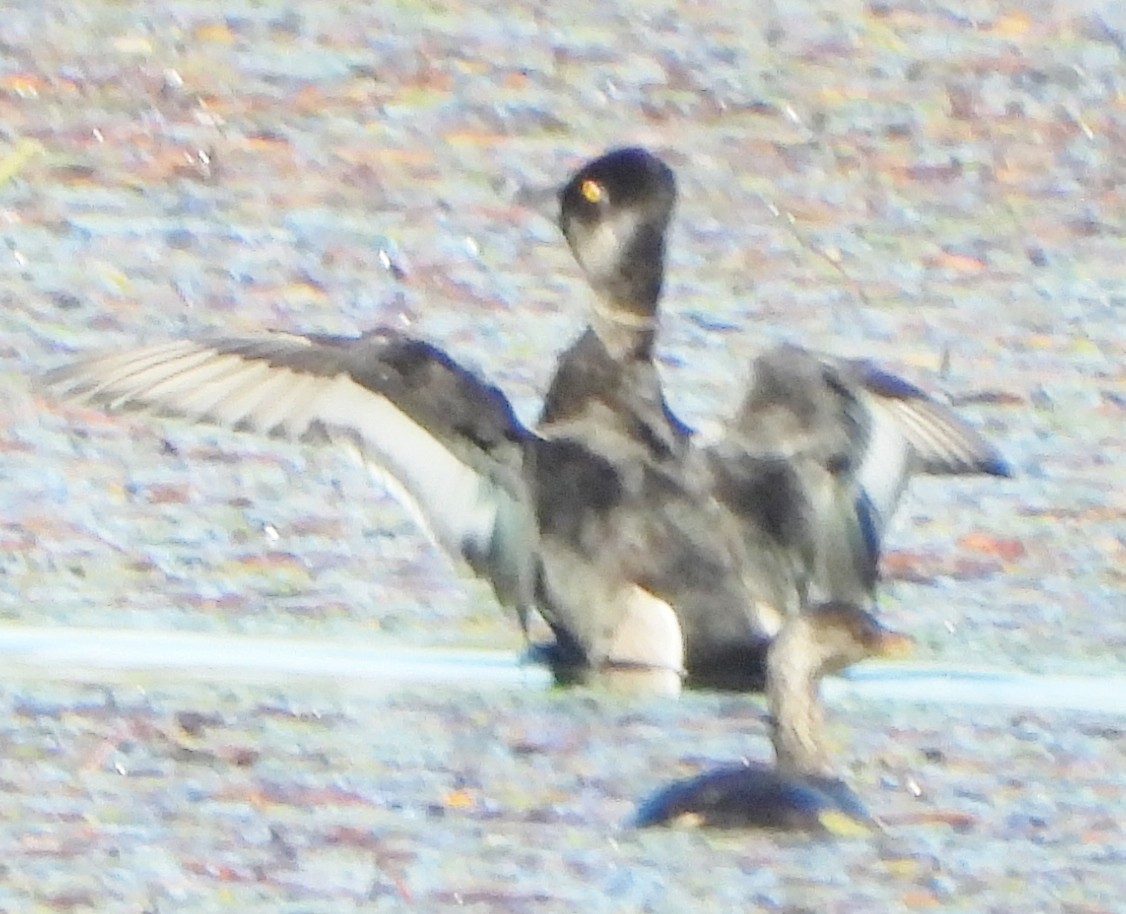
[45,329,538,614]
[840,358,1012,531]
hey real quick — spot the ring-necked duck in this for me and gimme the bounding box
[634,601,913,831]
[45,147,1007,693]
[535,148,816,690]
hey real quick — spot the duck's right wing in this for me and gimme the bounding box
[832,358,1012,536]
[845,359,1012,478]
[44,328,538,614]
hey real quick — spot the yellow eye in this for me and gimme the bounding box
[580,179,604,204]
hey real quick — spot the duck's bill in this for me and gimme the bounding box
[874,627,915,660]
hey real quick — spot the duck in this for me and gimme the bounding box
[45,147,1007,693]
[633,600,913,831]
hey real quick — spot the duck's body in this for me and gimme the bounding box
[530,150,811,688]
[634,601,912,831]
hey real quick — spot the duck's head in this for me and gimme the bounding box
[796,601,914,678]
[558,147,676,321]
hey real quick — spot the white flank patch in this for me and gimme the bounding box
[607,585,685,674]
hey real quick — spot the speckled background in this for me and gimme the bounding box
[0,1,1123,911]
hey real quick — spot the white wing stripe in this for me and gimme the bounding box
[71,346,221,404]
[249,371,324,436]
[311,377,502,560]
[205,362,307,428]
[857,401,911,531]
[887,400,976,468]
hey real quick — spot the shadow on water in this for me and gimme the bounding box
[2,625,1124,714]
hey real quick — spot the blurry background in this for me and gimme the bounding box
[0,1,1122,910]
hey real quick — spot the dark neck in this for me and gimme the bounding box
[766,621,834,777]
[582,223,665,361]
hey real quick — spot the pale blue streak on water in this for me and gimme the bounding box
[2,626,1124,714]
